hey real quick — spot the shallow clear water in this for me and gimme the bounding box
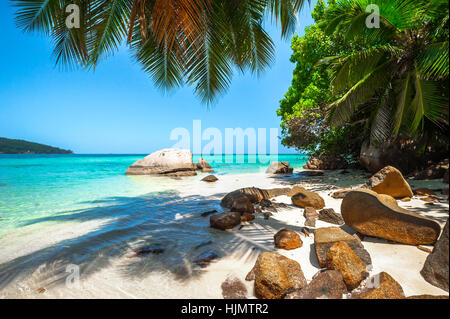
[0,154,308,294]
[0,153,307,238]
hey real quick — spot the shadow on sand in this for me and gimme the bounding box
[0,190,297,291]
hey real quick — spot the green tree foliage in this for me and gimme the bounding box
[278,0,449,166]
[322,0,449,146]
[0,137,73,154]
[277,0,364,161]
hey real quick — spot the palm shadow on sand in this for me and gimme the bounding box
[0,190,304,292]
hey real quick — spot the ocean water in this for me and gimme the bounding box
[0,154,307,226]
[0,154,307,291]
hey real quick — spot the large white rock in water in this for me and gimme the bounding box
[126,148,197,176]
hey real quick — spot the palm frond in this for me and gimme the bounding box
[370,86,394,145]
[327,60,393,127]
[416,42,449,80]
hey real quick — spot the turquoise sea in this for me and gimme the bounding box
[0,153,308,295]
[0,153,307,235]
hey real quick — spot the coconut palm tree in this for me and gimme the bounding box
[11,0,308,103]
[319,0,449,145]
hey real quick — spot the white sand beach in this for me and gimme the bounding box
[0,169,448,299]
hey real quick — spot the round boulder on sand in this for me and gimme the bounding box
[126,148,197,176]
[201,175,218,183]
[364,166,413,198]
[274,228,303,250]
[341,189,441,245]
[291,187,325,209]
[253,252,307,299]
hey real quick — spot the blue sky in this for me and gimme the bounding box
[0,1,317,154]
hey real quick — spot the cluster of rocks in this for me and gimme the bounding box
[126,149,198,176]
[220,164,448,299]
[266,161,293,174]
[125,149,220,182]
[303,155,349,170]
[408,159,449,183]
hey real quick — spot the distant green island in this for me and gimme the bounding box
[0,137,73,154]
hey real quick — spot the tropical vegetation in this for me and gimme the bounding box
[278,0,449,171]
[0,137,73,154]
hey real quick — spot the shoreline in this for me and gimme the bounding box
[0,168,448,299]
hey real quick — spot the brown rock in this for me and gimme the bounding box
[230,196,255,214]
[331,189,351,199]
[201,168,214,173]
[364,166,413,198]
[245,266,256,281]
[314,227,372,268]
[274,228,303,250]
[126,149,197,176]
[266,161,294,174]
[196,157,212,170]
[221,187,291,208]
[241,213,255,222]
[351,272,405,299]
[444,170,449,184]
[400,197,411,202]
[421,219,449,292]
[284,270,347,299]
[414,188,436,196]
[210,212,241,230]
[326,241,368,290]
[253,252,307,299]
[201,175,218,182]
[341,189,441,245]
[291,187,325,209]
[303,207,319,219]
[221,276,248,299]
[318,208,344,225]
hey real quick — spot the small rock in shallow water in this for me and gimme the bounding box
[135,247,165,255]
[210,212,241,230]
[201,209,217,217]
[193,252,219,268]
